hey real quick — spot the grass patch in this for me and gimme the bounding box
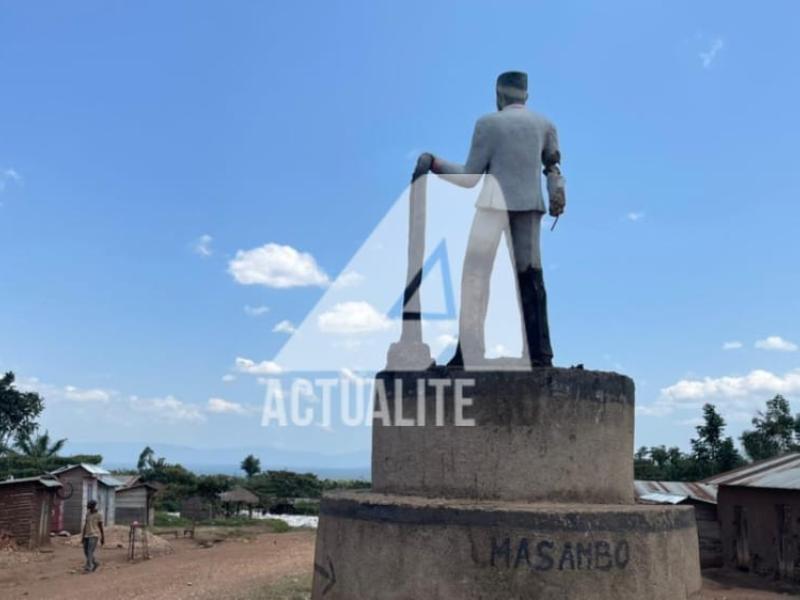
[153,515,291,546]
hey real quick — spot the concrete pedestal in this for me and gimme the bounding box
[312,368,701,599]
[312,491,702,600]
[373,368,634,504]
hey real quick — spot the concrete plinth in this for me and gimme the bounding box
[311,491,702,600]
[372,368,635,504]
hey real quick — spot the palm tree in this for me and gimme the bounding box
[15,430,67,459]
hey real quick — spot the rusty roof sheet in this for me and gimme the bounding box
[0,475,63,488]
[703,453,800,490]
[634,480,718,504]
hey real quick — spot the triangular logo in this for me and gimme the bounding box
[387,239,456,321]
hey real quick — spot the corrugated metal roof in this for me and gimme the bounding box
[634,480,718,504]
[639,492,687,505]
[117,481,160,493]
[98,475,124,487]
[50,463,111,477]
[0,475,63,488]
[703,453,800,490]
[117,475,141,488]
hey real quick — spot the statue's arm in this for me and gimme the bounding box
[542,122,561,175]
[431,119,491,188]
[542,123,566,217]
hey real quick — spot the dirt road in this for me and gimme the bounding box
[1,529,794,599]
[0,529,315,600]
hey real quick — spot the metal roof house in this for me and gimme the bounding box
[50,464,123,534]
[0,476,63,549]
[115,477,160,527]
[704,452,800,489]
[705,453,800,582]
[635,480,721,567]
[635,480,718,505]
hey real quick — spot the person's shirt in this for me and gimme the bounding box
[432,104,561,213]
[83,510,103,539]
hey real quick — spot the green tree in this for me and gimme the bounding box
[240,454,261,479]
[633,445,695,481]
[248,470,323,499]
[196,474,234,500]
[137,446,155,472]
[741,395,799,460]
[0,372,44,452]
[15,429,67,459]
[690,404,743,478]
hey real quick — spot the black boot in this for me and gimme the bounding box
[446,343,464,369]
[517,267,554,367]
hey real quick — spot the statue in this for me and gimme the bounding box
[313,73,703,600]
[416,71,565,368]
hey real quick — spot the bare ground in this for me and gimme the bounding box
[0,528,315,600]
[1,529,795,599]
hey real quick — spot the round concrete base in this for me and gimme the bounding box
[372,368,635,504]
[312,491,702,600]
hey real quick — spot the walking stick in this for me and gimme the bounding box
[386,161,433,370]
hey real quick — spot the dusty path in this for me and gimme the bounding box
[0,530,315,600]
[2,530,795,599]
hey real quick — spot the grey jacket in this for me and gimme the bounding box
[434,105,560,212]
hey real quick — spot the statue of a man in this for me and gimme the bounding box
[417,71,565,368]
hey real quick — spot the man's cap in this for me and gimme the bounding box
[496,71,528,93]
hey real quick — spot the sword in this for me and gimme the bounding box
[550,216,559,231]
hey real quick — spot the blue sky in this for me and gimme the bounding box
[1,1,799,468]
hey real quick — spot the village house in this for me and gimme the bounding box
[634,479,720,567]
[0,476,63,549]
[705,453,800,583]
[115,475,160,527]
[50,463,123,534]
[219,486,259,517]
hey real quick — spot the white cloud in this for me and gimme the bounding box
[207,397,246,415]
[234,356,283,375]
[130,395,206,423]
[63,386,112,403]
[273,320,297,334]
[331,270,365,289]
[244,305,270,317]
[486,344,509,358]
[638,368,800,418]
[722,341,743,350]
[626,212,645,222]
[755,336,798,352]
[318,301,393,334]
[193,234,213,257]
[221,374,237,383]
[700,37,724,69]
[228,243,329,288]
[435,333,457,349]
[18,378,114,404]
[0,168,22,194]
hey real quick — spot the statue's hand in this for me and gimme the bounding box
[413,153,434,181]
[549,189,566,217]
[546,170,566,217]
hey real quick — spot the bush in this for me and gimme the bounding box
[292,500,320,516]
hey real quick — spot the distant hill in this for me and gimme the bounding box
[65,441,370,480]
